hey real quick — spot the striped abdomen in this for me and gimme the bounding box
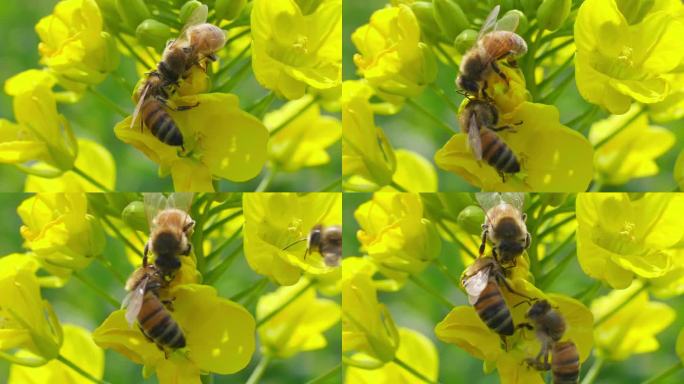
[480,128,520,174]
[552,341,579,384]
[474,281,514,336]
[141,99,183,147]
[137,292,185,350]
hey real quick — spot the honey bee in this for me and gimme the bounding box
[460,98,521,178]
[523,300,580,384]
[306,224,342,267]
[143,193,195,280]
[462,256,515,336]
[123,264,185,353]
[456,5,527,99]
[476,192,530,266]
[130,4,226,148]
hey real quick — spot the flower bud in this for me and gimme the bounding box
[438,193,474,220]
[136,19,173,48]
[294,0,323,15]
[116,0,151,30]
[540,193,568,207]
[122,201,149,233]
[180,0,204,24]
[616,0,655,25]
[215,0,247,21]
[519,0,543,14]
[457,205,485,236]
[418,42,438,85]
[454,28,478,54]
[410,2,441,44]
[537,0,571,31]
[499,9,528,34]
[433,0,469,41]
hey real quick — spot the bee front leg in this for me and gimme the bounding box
[143,242,150,266]
[479,227,488,257]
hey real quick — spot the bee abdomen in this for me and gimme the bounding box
[480,129,520,174]
[552,341,579,384]
[139,293,186,349]
[474,282,514,335]
[142,100,184,147]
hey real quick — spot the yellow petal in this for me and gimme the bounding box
[382,149,437,192]
[434,306,502,362]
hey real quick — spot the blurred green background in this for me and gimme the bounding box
[0,193,341,383]
[0,0,340,192]
[342,192,684,383]
[343,0,684,192]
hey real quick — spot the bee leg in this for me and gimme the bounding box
[491,61,509,86]
[143,242,150,266]
[161,298,176,311]
[499,335,509,351]
[498,275,535,301]
[479,228,488,257]
[182,243,192,256]
[171,102,200,111]
[498,171,506,183]
[490,124,516,133]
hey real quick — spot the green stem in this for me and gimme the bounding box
[574,280,602,304]
[393,356,438,384]
[564,105,599,129]
[540,232,575,268]
[230,277,269,302]
[432,259,462,288]
[116,35,154,69]
[580,355,605,384]
[245,354,272,384]
[271,98,318,136]
[525,28,544,99]
[214,58,252,92]
[305,363,342,384]
[257,280,315,327]
[57,354,110,384]
[245,91,276,119]
[538,244,576,290]
[434,43,459,69]
[214,43,251,80]
[642,361,684,384]
[409,275,455,309]
[73,271,119,307]
[96,254,126,284]
[206,228,242,262]
[537,53,574,92]
[204,210,243,236]
[594,107,645,149]
[594,283,649,326]
[429,83,460,112]
[72,166,113,192]
[389,181,408,192]
[540,69,575,104]
[536,37,574,62]
[406,99,456,136]
[87,87,128,118]
[194,199,214,276]
[255,166,276,192]
[204,241,244,285]
[318,177,342,192]
[437,220,476,260]
[100,215,141,257]
[537,215,576,240]
[225,28,251,47]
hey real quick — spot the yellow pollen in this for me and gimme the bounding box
[293,36,309,54]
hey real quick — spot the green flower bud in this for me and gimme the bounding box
[454,28,478,54]
[116,0,151,30]
[438,193,474,221]
[616,0,655,25]
[136,19,173,49]
[410,2,442,44]
[100,32,121,72]
[540,193,568,207]
[122,201,149,233]
[537,0,571,31]
[499,9,528,34]
[457,205,485,236]
[294,0,323,15]
[419,42,438,85]
[433,0,469,41]
[519,0,543,14]
[95,0,123,31]
[104,193,138,213]
[180,0,204,24]
[215,0,247,21]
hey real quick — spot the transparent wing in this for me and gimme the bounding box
[500,192,525,211]
[144,193,167,231]
[476,192,505,211]
[124,276,148,326]
[468,114,483,160]
[494,11,519,32]
[463,268,490,305]
[178,4,209,41]
[478,5,500,39]
[129,82,150,130]
[167,193,195,212]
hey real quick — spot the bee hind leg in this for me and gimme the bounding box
[490,61,509,86]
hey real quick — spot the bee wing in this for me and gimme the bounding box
[123,276,148,326]
[177,4,208,42]
[467,114,483,161]
[476,192,506,211]
[463,268,490,305]
[494,11,519,32]
[166,192,195,212]
[144,193,168,231]
[500,192,525,211]
[478,5,500,39]
[129,81,150,130]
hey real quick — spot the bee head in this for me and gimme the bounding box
[527,299,551,320]
[153,231,182,256]
[308,224,323,249]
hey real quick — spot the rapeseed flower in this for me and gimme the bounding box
[355,193,441,285]
[576,193,684,289]
[574,0,684,114]
[251,0,342,100]
[264,95,341,172]
[257,278,340,358]
[243,193,342,285]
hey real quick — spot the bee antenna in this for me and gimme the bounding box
[282,238,307,251]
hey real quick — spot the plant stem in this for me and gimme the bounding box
[389,181,408,192]
[271,98,318,136]
[214,58,252,92]
[57,354,110,384]
[214,43,251,80]
[580,355,605,384]
[204,241,244,285]
[409,275,455,309]
[73,271,120,307]
[437,220,477,260]
[594,283,648,326]
[393,356,438,384]
[432,259,462,288]
[536,37,574,62]
[87,87,128,118]
[305,363,342,384]
[540,69,575,104]
[594,107,645,149]
[537,215,576,240]
[318,177,342,192]
[72,166,113,192]
[642,361,684,384]
[565,105,599,129]
[225,29,251,47]
[434,43,459,69]
[257,280,315,327]
[406,99,456,136]
[255,167,276,192]
[204,210,243,236]
[537,53,574,92]
[100,216,141,257]
[430,83,460,112]
[245,354,272,384]
[96,254,126,284]
[116,35,154,69]
[230,277,269,302]
[206,228,242,262]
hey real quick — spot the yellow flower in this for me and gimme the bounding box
[257,278,340,358]
[251,0,341,100]
[342,264,399,364]
[0,255,62,365]
[576,193,684,289]
[9,324,104,384]
[2,70,77,175]
[589,105,675,185]
[345,327,438,384]
[352,5,436,100]
[243,192,342,285]
[346,149,437,192]
[18,193,105,284]
[355,193,441,285]
[591,281,675,360]
[435,290,593,384]
[342,81,397,191]
[574,0,684,114]
[93,284,256,381]
[35,0,119,87]
[114,92,269,192]
[650,73,684,123]
[264,95,341,172]
[435,101,594,192]
[25,139,116,192]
